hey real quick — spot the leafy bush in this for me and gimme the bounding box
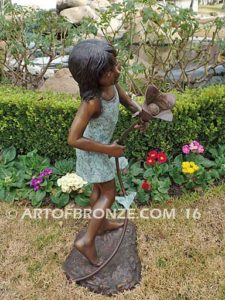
[0,4,76,88]
[0,84,225,161]
[79,0,225,92]
[118,143,225,204]
[0,146,92,207]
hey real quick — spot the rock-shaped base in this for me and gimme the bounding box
[63,221,141,296]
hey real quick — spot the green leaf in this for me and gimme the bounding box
[82,184,92,197]
[144,168,155,178]
[173,154,183,165]
[0,188,6,200]
[157,187,169,194]
[31,190,46,207]
[158,179,171,188]
[50,192,69,208]
[173,174,185,185]
[209,169,220,180]
[136,188,150,204]
[75,195,90,207]
[2,146,17,164]
[131,178,143,185]
[4,190,16,202]
[53,159,75,175]
[208,147,218,158]
[17,188,31,200]
[195,156,215,168]
[130,162,143,177]
[159,163,169,174]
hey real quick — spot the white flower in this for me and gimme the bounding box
[57,173,87,194]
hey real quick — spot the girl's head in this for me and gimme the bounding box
[69,39,120,101]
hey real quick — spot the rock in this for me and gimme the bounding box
[174,0,198,13]
[32,55,69,68]
[63,221,142,295]
[60,6,98,24]
[56,0,88,13]
[90,0,111,11]
[191,75,225,88]
[39,68,79,95]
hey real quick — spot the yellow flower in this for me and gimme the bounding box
[181,161,199,174]
[182,162,189,168]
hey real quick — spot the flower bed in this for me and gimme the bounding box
[114,142,225,204]
[0,142,224,207]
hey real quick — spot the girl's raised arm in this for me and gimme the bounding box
[115,83,149,132]
[115,83,142,114]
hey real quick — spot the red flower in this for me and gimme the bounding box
[146,157,155,166]
[147,150,158,159]
[141,180,151,191]
[157,152,167,164]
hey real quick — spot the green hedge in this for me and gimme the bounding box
[0,84,225,161]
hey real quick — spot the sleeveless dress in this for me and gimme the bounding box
[75,86,120,183]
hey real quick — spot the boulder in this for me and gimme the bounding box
[39,68,79,95]
[90,0,111,10]
[56,0,88,13]
[60,6,98,24]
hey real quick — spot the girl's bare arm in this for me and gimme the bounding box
[67,98,125,157]
[115,83,142,114]
[115,83,148,132]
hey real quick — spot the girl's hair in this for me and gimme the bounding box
[68,39,117,101]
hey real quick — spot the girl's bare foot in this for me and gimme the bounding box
[74,236,103,266]
[97,219,124,235]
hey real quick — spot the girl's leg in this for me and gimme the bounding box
[90,183,124,235]
[90,183,101,207]
[74,179,123,266]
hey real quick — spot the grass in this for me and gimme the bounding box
[0,184,225,299]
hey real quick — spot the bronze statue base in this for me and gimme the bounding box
[63,220,142,296]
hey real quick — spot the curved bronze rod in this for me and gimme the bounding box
[73,157,128,282]
[116,119,140,145]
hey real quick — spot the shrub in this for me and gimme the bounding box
[0,146,92,207]
[0,84,225,161]
[79,0,225,92]
[119,143,225,204]
[0,4,76,88]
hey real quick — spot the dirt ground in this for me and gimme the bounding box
[0,184,225,300]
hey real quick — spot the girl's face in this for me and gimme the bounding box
[99,57,121,87]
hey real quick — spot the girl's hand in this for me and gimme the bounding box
[109,141,125,157]
[134,119,149,133]
[132,111,149,133]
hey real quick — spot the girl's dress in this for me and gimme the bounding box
[75,86,120,183]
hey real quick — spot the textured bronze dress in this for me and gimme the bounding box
[76,87,119,183]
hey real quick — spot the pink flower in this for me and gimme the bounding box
[182,145,190,154]
[198,145,204,153]
[189,140,200,152]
